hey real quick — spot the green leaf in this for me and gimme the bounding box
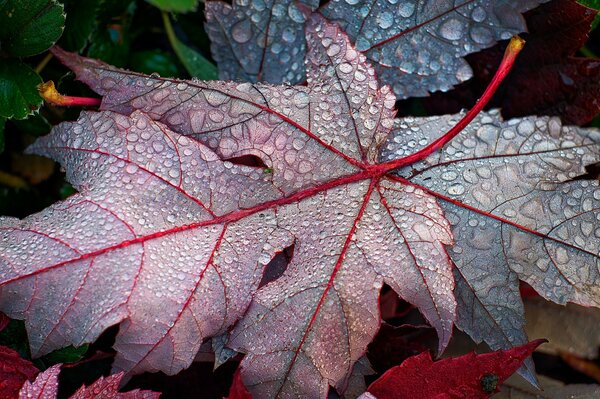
[578,0,600,10]
[42,344,88,364]
[162,12,217,80]
[130,50,182,77]
[58,0,101,51]
[11,113,51,137]
[0,0,65,57]
[0,60,43,119]
[578,0,600,29]
[0,319,30,359]
[0,118,5,154]
[146,0,199,13]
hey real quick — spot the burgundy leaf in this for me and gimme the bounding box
[425,0,600,125]
[362,339,545,399]
[0,312,9,332]
[227,368,253,399]
[18,364,160,399]
[0,345,39,398]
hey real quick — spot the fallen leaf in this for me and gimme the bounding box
[0,9,599,399]
[18,364,160,399]
[363,340,545,399]
[0,345,39,399]
[494,374,600,398]
[524,297,600,359]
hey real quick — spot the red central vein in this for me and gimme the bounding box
[3,37,525,287]
[2,169,380,286]
[364,0,477,51]
[276,180,377,396]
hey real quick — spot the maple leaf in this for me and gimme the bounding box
[205,0,548,98]
[380,108,600,381]
[18,364,160,399]
[359,340,545,399]
[424,0,600,125]
[1,9,599,399]
[3,13,459,397]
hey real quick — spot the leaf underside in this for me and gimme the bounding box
[206,0,549,98]
[0,9,599,399]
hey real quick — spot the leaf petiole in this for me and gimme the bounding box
[377,36,525,173]
[38,81,101,107]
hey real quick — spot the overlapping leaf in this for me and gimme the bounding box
[361,340,544,399]
[206,0,548,98]
[1,14,458,398]
[424,0,600,125]
[205,0,319,84]
[18,364,160,399]
[380,109,600,381]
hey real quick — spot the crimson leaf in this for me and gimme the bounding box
[0,345,39,398]
[361,339,544,399]
[18,364,160,399]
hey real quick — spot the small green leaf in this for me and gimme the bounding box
[162,12,217,80]
[130,50,182,77]
[578,0,600,10]
[0,0,65,57]
[578,0,600,28]
[146,0,199,13]
[11,113,51,137]
[0,319,30,359]
[0,60,43,120]
[42,344,88,364]
[59,182,76,199]
[58,0,101,51]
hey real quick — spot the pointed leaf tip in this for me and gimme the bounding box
[367,340,546,399]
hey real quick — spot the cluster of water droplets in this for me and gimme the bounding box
[381,109,600,381]
[321,0,547,98]
[305,13,396,163]
[205,0,318,84]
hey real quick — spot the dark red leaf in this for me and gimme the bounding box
[425,0,600,125]
[0,312,9,332]
[227,368,253,399]
[367,324,438,372]
[366,340,545,399]
[0,345,39,399]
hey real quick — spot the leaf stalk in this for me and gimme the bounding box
[375,36,525,173]
[38,81,101,107]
